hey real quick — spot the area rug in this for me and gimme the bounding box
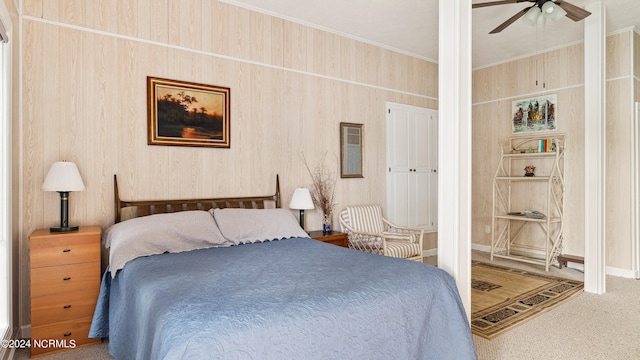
[471,261,583,339]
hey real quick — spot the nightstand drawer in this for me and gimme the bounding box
[30,233,100,268]
[29,226,100,268]
[31,289,100,324]
[31,317,100,357]
[31,261,100,297]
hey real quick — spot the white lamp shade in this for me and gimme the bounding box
[542,1,566,21]
[289,188,314,210]
[42,161,85,192]
[537,12,547,27]
[522,6,541,26]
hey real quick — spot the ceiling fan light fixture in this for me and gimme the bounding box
[541,1,555,14]
[541,1,567,21]
[537,12,547,27]
[522,6,541,26]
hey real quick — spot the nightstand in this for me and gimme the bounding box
[308,230,348,248]
[29,226,102,358]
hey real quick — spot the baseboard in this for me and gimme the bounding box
[472,243,491,253]
[437,245,638,279]
[424,244,491,257]
[20,324,29,339]
[606,266,637,279]
[422,249,437,257]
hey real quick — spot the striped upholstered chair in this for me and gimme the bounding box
[339,205,424,262]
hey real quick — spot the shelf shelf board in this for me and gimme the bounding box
[503,152,557,158]
[492,253,548,266]
[495,176,551,181]
[494,215,561,222]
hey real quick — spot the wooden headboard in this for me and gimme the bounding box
[113,174,281,223]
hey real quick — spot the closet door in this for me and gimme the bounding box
[409,110,433,230]
[387,108,411,226]
[386,103,438,231]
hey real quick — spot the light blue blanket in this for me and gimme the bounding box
[90,237,477,359]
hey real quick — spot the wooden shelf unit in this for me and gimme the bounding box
[491,135,566,271]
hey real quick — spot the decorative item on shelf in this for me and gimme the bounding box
[289,188,314,230]
[524,210,546,219]
[524,165,536,177]
[302,152,337,234]
[42,161,85,232]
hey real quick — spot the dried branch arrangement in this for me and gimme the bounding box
[302,153,337,220]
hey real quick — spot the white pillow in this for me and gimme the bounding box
[211,208,309,245]
[105,210,229,277]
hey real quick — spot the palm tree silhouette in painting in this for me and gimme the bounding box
[157,91,224,140]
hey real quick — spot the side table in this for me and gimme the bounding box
[308,230,348,248]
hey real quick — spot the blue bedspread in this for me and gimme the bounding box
[90,237,476,360]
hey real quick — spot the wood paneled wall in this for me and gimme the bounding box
[15,0,637,331]
[18,0,438,328]
[472,31,637,273]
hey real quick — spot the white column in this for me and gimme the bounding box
[584,2,606,294]
[635,102,640,279]
[438,0,472,317]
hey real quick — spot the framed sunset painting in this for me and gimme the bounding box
[147,77,230,148]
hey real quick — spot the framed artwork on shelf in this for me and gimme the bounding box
[147,76,230,148]
[511,94,557,134]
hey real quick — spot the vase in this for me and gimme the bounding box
[322,214,332,233]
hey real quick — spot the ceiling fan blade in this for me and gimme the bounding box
[473,0,532,9]
[555,0,592,21]
[489,8,528,34]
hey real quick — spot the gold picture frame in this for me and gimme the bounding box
[147,76,230,148]
[340,122,364,178]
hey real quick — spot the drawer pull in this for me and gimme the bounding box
[63,332,72,337]
[63,277,71,281]
[63,305,72,309]
[62,249,71,253]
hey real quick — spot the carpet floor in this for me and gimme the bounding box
[471,261,584,339]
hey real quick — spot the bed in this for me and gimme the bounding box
[89,175,477,360]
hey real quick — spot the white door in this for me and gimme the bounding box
[386,103,438,231]
[387,108,410,226]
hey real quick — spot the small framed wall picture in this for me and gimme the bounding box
[340,122,364,178]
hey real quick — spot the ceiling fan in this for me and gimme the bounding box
[473,0,592,34]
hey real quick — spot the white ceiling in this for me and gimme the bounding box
[219,0,640,69]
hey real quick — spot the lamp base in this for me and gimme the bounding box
[50,225,79,232]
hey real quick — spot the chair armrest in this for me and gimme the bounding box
[382,218,424,232]
[339,217,385,254]
[381,232,413,241]
[381,218,424,247]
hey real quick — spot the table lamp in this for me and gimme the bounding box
[42,161,85,232]
[289,188,314,230]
